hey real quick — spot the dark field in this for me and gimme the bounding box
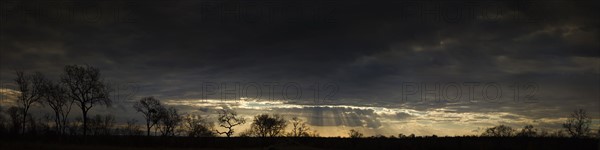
[1,136,598,150]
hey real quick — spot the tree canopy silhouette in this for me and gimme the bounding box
[158,107,181,136]
[14,71,44,134]
[563,109,591,138]
[182,114,216,137]
[481,125,515,137]
[40,79,73,135]
[133,96,165,136]
[287,117,315,137]
[249,114,287,137]
[517,125,537,137]
[216,109,245,137]
[6,106,23,134]
[61,65,112,136]
[348,129,363,138]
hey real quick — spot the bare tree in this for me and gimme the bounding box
[89,114,115,135]
[40,79,73,135]
[67,117,83,135]
[550,130,567,137]
[158,107,181,136]
[133,96,164,136]
[516,125,537,137]
[38,114,53,135]
[238,128,257,137]
[61,65,112,136]
[6,106,23,134]
[216,109,246,137]
[15,71,44,134]
[102,114,116,135]
[563,109,591,137]
[287,117,313,137]
[596,127,600,138]
[348,129,363,138]
[250,114,287,137]
[0,107,5,133]
[25,114,38,135]
[182,114,216,137]
[481,125,515,137]
[122,119,143,136]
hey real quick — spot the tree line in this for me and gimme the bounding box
[131,96,319,137]
[0,65,598,138]
[345,109,598,139]
[0,65,319,137]
[1,65,111,136]
[477,109,596,138]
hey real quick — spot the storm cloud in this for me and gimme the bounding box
[0,0,598,136]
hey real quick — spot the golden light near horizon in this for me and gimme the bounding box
[154,98,592,137]
[0,1,598,150]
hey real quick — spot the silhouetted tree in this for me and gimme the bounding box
[517,125,537,137]
[122,119,143,136]
[40,79,73,135]
[25,114,38,135]
[250,114,287,137]
[348,129,363,138]
[67,117,83,135]
[133,96,164,136]
[61,65,112,136]
[181,114,215,137]
[550,130,567,137]
[481,125,515,137]
[216,109,245,137]
[158,107,181,136]
[596,127,600,138]
[101,114,116,135]
[15,71,44,134]
[537,128,550,137]
[563,109,591,137]
[37,114,53,135]
[89,114,116,135]
[238,128,256,137]
[0,107,5,134]
[287,117,314,137]
[7,106,23,134]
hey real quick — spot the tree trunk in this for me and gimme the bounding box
[22,106,29,135]
[54,111,61,135]
[147,121,151,136]
[82,108,88,136]
[154,127,158,136]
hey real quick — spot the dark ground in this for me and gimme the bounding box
[0,136,598,150]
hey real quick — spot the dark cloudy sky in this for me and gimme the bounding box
[0,0,598,136]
